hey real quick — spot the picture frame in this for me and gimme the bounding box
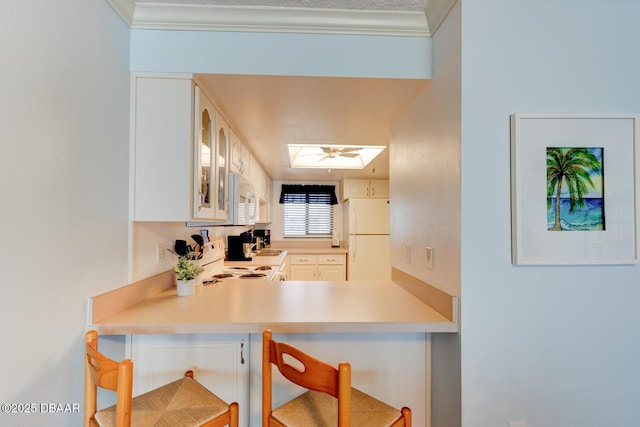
[510,114,640,265]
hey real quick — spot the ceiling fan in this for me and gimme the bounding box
[287,143,385,169]
[319,146,362,160]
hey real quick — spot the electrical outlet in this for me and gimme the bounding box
[404,243,411,264]
[156,244,165,264]
[426,247,433,269]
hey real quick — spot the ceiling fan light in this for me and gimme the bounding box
[287,144,385,169]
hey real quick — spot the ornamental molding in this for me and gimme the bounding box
[104,0,462,37]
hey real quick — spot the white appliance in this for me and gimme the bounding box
[198,239,285,283]
[224,172,256,226]
[344,198,391,281]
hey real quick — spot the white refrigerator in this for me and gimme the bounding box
[344,198,391,280]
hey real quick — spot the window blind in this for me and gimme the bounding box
[280,185,337,237]
[278,184,338,205]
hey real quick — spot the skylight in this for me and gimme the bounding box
[287,144,385,169]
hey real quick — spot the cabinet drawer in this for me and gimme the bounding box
[290,254,318,265]
[318,254,345,265]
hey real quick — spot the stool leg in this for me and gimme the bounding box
[401,407,412,427]
[229,402,239,427]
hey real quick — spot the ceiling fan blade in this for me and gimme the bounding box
[339,147,362,153]
[340,153,359,158]
[296,152,324,157]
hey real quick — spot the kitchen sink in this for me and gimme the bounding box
[254,249,283,256]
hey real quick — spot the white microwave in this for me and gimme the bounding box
[224,172,256,226]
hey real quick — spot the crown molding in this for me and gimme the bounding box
[425,0,457,35]
[106,0,135,26]
[107,1,430,37]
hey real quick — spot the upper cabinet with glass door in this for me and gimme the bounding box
[131,73,229,223]
[193,88,215,219]
[193,88,229,221]
[213,111,229,220]
[230,128,250,179]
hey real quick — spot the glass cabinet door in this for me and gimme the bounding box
[193,86,216,220]
[214,112,229,220]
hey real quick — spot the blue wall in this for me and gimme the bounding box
[460,1,640,426]
[131,29,431,78]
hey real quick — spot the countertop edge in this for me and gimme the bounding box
[87,321,458,335]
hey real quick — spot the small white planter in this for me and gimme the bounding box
[176,279,195,296]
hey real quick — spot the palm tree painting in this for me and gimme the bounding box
[547,147,604,231]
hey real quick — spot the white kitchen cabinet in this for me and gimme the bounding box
[212,111,230,220]
[288,254,346,281]
[249,155,264,198]
[229,128,250,179]
[195,91,214,219]
[256,175,272,224]
[131,73,229,222]
[131,334,250,427]
[342,179,389,200]
[250,155,272,224]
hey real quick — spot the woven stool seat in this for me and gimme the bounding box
[262,330,411,427]
[95,376,230,426]
[85,330,238,427]
[272,388,403,427]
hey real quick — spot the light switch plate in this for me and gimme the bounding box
[156,244,165,264]
[426,247,433,269]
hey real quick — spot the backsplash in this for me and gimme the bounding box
[131,222,251,281]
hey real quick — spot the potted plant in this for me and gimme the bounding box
[172,256,204,296]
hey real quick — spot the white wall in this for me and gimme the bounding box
[0,1,130,425]
[390,8,461,298]
[390,2,462,426]
[460,1,640,426]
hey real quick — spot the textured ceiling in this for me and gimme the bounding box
[196,75,427,181]
[137,0,429,11]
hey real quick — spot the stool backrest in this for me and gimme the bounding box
[262,330,351,426]
[84,330,133,427]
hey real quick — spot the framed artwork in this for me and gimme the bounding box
[510,114,640,265]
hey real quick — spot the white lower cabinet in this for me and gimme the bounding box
[131,334,250,427]
[288,254,346,281]
[130,332,428,427]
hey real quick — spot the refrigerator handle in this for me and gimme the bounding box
[351,206,356,235]
[351,237,356,260]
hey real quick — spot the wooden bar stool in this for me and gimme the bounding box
[84,330,239,427]
[262,330,411,427]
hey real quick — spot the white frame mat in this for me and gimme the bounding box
[510,114,640,265]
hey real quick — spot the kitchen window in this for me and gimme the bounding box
[280,184,337,237]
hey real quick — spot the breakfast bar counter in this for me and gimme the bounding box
[87,272,457,335]
[86,271,457,426]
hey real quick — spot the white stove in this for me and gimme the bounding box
[197,239,283,284]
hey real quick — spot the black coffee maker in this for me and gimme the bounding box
[253,229,271,248]
[227,230,253,261]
